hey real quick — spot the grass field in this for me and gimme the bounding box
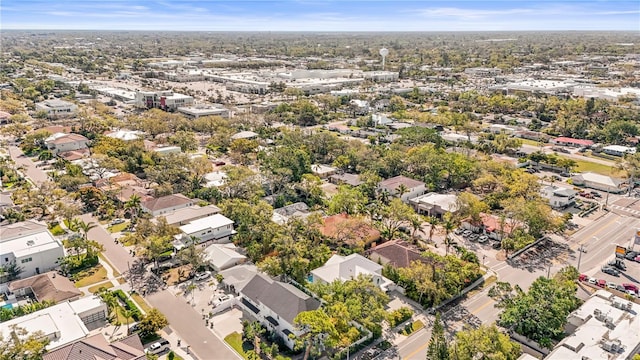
[49,223,66,236]
[224,332,252,360]
[131,293,153,314]
[87,281,114,294]
[569,158,616,176]
[74,265,108,288]
[107,221,129,233]
[520,138,547,147]
[400,320,424,336]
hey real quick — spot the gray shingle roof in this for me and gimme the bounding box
[241,273,320,324]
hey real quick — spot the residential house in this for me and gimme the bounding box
[310,253,394,291]
[154,204,221,226]
[177,214,235,245]
[329,173,364,187]
[272,202,313,225]
[203,243,247,272]
[44,133,90,155]
[105,130,144,141]
[94,173,153,204]
[372,113,393,126]
[153,145,181,156]
[551,137,594,148]
[489,124,518,134]
[378,175,427,203]
[602,145,637,157]
[349,99,370,115]
[35,99,77,118]
[239,272,321,350]
[8,272,81,304]
[318,213,380,247]
[141,194,195,217]
[231,131,259,141]
[0,220,65,280]
[367,240,427,269]
[409,192,458,218]
[461,213,521,241]
[219,264,259,294]
[311,164,338,179]
[43,333,145,360]
[0,296,108,350]
[203,170,227,188]
[571,172,628,194]
[541,186,578,209]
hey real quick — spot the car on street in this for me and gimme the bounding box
[590,191,602,198]
[634,255,640,263]
[601,266,620,277]
[596,279,606,288]
[606,282,617,289]
[194,271,212,281]
[588,277,597,285]
[145,342,168,355]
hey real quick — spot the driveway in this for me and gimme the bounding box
[8,145,50,185]
[80,213,135,274]
[147,290,240,360]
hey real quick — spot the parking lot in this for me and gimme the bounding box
[581,250,640,299]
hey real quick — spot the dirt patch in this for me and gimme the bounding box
[162,264,193,286]
[495,250,507,261]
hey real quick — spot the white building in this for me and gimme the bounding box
[203,171,227,188]
[378,175,427,203]
[489,124,518,134]
[464,67,502,77]
[0,220,65,280]
[35,99,77,119]
[0,296,107,350]
[546,290,640,360]
[363,71,399,82]
[541,186,578,209]
[571,172,628,194]
[409,193,458,218]
[142,193,195,217]
[105,130,144,141]
[44,133,90,155]
[573,85,640,102]
[177,105,231,119]
[310,254,394,291]
[134,91,194,111]
[203,243,246,272]
[177,214,235,245]
[602,145,637,157]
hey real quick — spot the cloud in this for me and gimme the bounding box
[416,7,534,19]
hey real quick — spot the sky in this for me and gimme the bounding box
[1,0,639,31]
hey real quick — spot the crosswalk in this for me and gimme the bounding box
[608,204,640,217]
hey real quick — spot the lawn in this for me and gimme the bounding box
[88,281,114,294]
[74,265,108,288]
[49,223,67,236]
[224,332,253,360]
[567,158,616,176]
[131,293,153,314]
[107,221,129,233]
[520,138,547,147]
[400,320,424,336]
[98,253,121,277]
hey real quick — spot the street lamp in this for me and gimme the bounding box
[577,245,587,271]
[482,255,486,267]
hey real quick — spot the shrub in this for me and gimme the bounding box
[113,289,142,321]
[388,307,413,327]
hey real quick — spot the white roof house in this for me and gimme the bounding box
[0,296,107,350]
[203,243,247,271]
[231,131,259,140]
[203,171,227,188]
[106,130,144,141]
[409,193,458,217]
[178,214,235,245]
[310,254,394,291]
[546,290,640,360]
[602,145,637,157]
[0,220,65,280]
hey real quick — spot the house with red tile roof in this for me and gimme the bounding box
[551,137,594,148]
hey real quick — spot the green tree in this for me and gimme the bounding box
[450,324,521,360]
[294,309,339,360]
[138,308,169,338]
[378,198,417,240]
[0,325,49,360]
[427,313,449,360]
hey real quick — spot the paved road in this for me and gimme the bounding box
[80,213,135,274]
[147,290,240,360]
[520,144,616,167]
[8,145,50,185]
[396,327,430,359]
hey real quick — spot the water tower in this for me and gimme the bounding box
[379,48,389,70]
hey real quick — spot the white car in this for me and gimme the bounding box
[587,277,597,285]
[145,342,167,355]
[212,294,233,307]
[606,282,617,289]
[194,271,212,281]
[628,290,638,298]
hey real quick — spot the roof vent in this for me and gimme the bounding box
[26,240,35,246]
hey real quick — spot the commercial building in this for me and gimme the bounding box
[546,290,640,360]
[409,193,458,218]
[35,99,78,119]
[541,186,578,209]
[602,145,637,157]
[134,91,194,111]
[571,172,628,194]
[0,220,65,280]
[177,105,231,119]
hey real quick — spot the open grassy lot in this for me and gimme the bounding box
[569,158,616,176]
[107,221,129,233]
[224,332,252,360]
[74,265,107,288]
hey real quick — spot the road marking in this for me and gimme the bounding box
[401,328,430,360]
[470,298,495,315]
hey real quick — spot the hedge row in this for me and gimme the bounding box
[113,289,142,321]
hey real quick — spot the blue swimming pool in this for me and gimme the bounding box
[1,303,14,310]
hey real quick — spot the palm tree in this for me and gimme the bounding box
[76,219,97,241]
[444,237,457,256]
[615,152,640,196]
[396,184,409,199]
[427,216,439,243]
[442,215,456,255]
[119,308,134,333]
[409,215,423,244]
[124,194,142,222]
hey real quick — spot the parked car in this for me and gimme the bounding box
[634,255,640,263]
[145,342,168,355]
[596,279,606,288]
[588,277,597,285]
[623,283,639,293]
[590,191,602,198]
[606,282,617,289]
[616,284,627,292]
[625,251,638,261]
[579,274,588,282]
[110,218,125,225]
[608,259,627,271]
[477,235,489,243]
[469,233,479,241]
[212,294,233,307]
[462,230,472,237]
[492,241,502,250]
[194,271,212,281]
[454,228,465,235]
[601,266,620,277]
[627,290,638,298]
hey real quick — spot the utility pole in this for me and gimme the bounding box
[577,245,586,271]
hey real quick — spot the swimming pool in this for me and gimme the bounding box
[0,303,14,310]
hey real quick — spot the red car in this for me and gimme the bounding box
[597,279,607,288]
[623,283,639,292]
[579,274,588,282]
